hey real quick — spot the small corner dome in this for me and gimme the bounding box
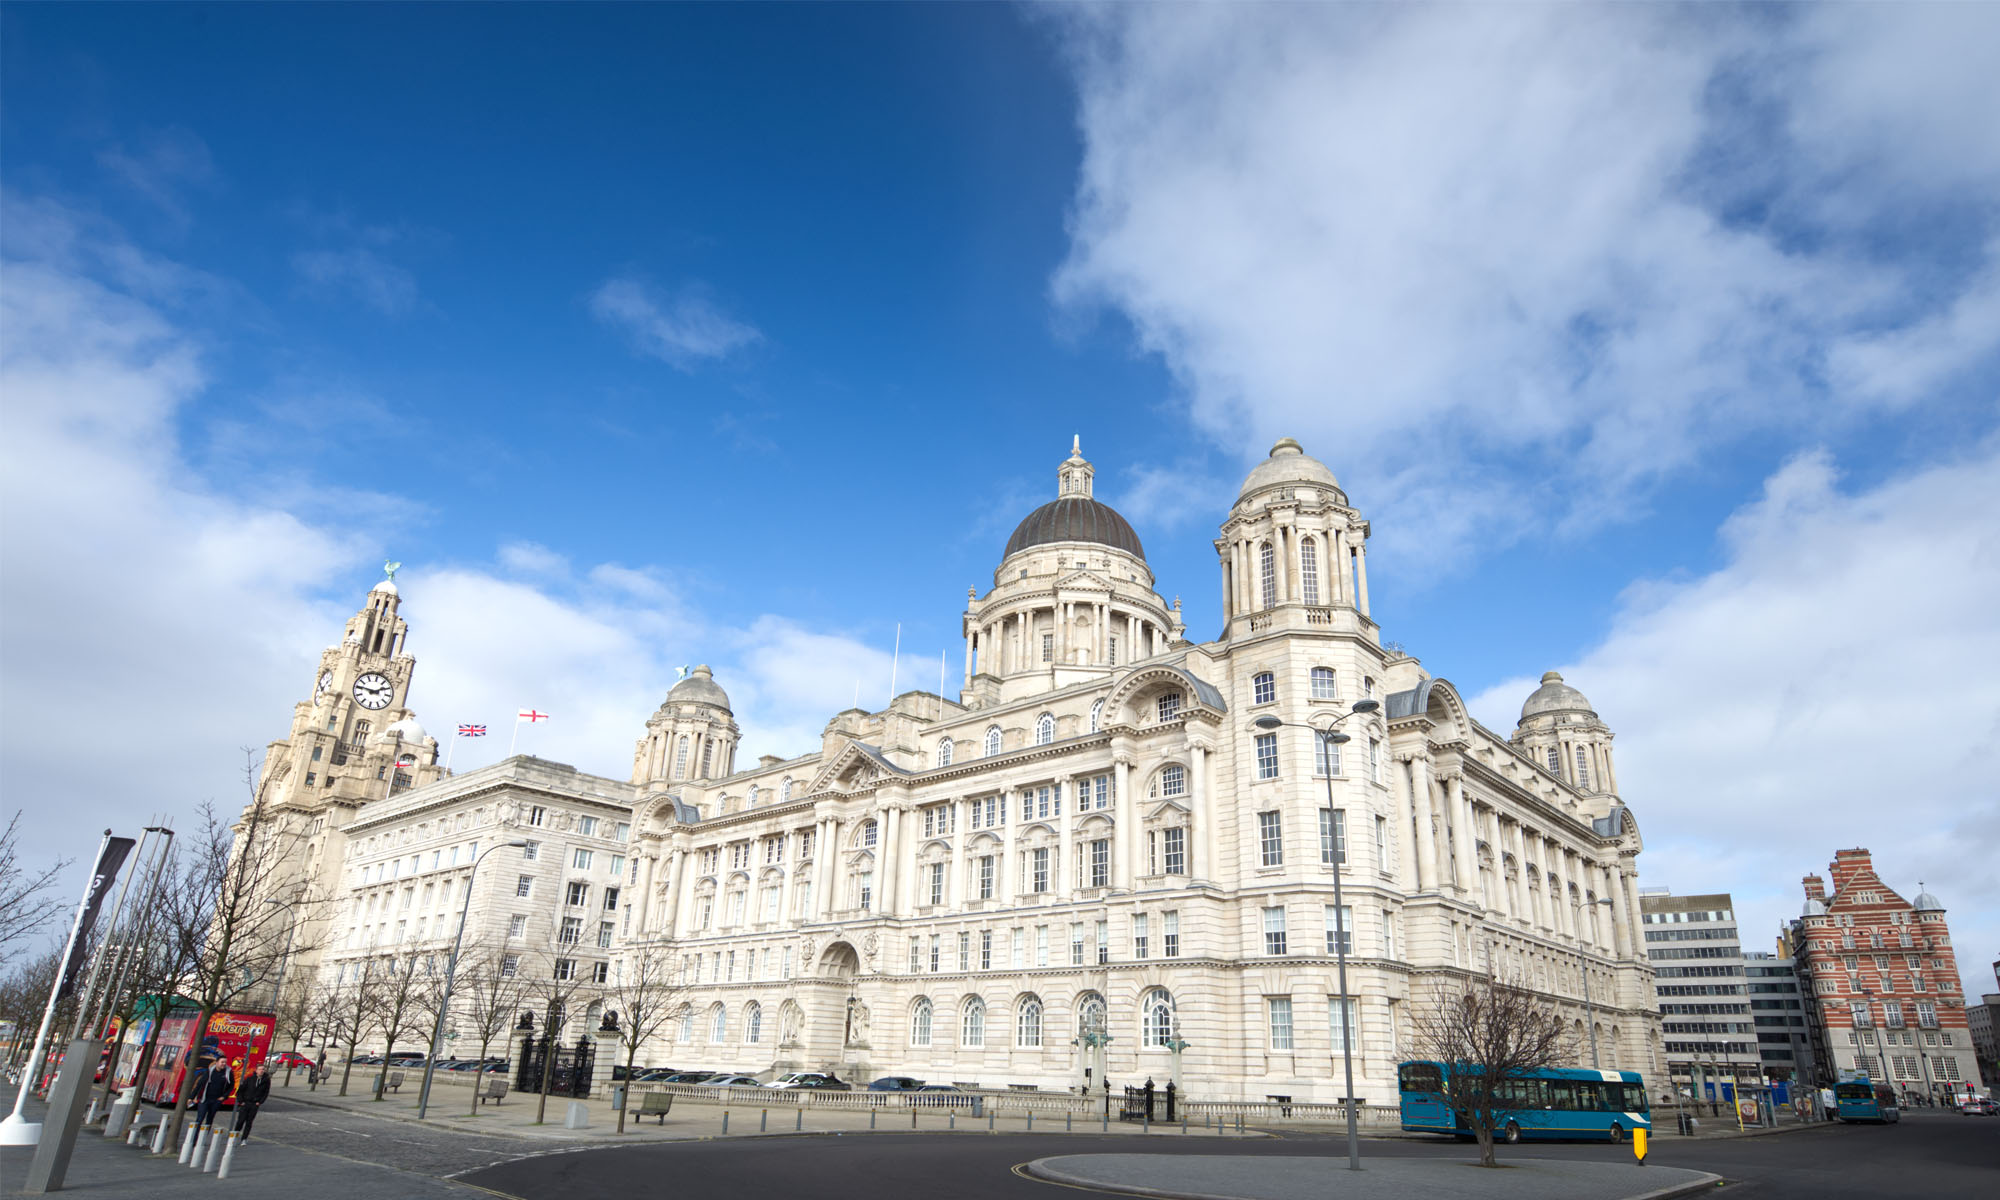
[382,717,428,744]
[1236,437,1342,503]
[1803,896,1827,917]
[1520,670,1596,722]
[1912,884,1944,912]
[668,664,732,711]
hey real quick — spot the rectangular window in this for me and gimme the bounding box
[1134,913,1150,960]
[1368,738,1381,783]
[1315,734,1341,777]
[1259,811,1284,866]
[578,816,597,836]
[1255,733,1279,779]
[1035,925,1049,967]
[1031,847,1050,893]
[910,938,922,973]
[929,934,941,973]
[1164,911,1180,958]
[1268,997,1294,1050]
[567,880,589,906]
[516,875,534,898]
[598,920,615,948]
[1042,633,1053,662]
[1310,667,1337,700]
[572,848,593,870]
[782,946,794,978]
[981,930,994,970]
[1319,808,1347,865]
[858,871,874,911]
[1097,918,1110,964]
[929,862,946,906]
[697,897,712,930]
[603,886,620,911]
[1070,922,1085,966]
[559,916,582,945]
[959,931,971,972]
[500,954,519,978]
[1164,827,1186,875]
[608,854,625,877]
[727,890,746,925]
[1329,997,1357,1052]
[592,961,609,984]
[508,914,526,938]
[979,855,995,899]
[1157,692,1181,722]
[1253,673,1276,705]
[529,806,546,827]
[1264,905,1288,955]
[1325,904,1353,955]
[1089,839,1110,888]
[1011,928,1024,969]
[613,821,630,842]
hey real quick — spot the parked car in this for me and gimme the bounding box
[768,1072,850,1091]
[478,1061,511,1074]
[635,1068,683,1082]
[268,1051,317,1070]
[867,1076,924,1092]
[913,1084,977,1108]
[696,1074,764,1088]
[1960,1096,1998,1116]
[349,1054,384,1065]
[660,1070,718,1084]
[443,1060,486,1072]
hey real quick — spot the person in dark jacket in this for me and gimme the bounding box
[194,1058,235,1128]
[234,1065,272,1139]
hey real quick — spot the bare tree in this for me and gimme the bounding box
[1409,975,1575,1167]
[517,931,600,1125]
[0,949,62,1071]
[600,943,684,1133]
[419,942,527,1115]
[366,952,429,1100]
[0,811,70,972]
[325,961,379,1097]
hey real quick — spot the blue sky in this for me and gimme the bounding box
[4,4,1996,992]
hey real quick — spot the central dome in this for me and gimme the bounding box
[1004,496,1145,560]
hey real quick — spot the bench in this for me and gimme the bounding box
[386,1071,406,1094]
[479,1077,507,1106]
[638,1092,673,1125]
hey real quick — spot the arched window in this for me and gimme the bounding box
[1016,995,1043,1048]
[673,736,690,778]
[1077,993,1106,1040]
[1310,666,1337,700]
[937,738,954,768]
[861,820,878,848]
[708,1004,728,1044]
[781,777,793,802]
[1035,713,1055,746]
[748,784,760,807]
[962,997,986,1047]
[1259,541,1276,609]
[678,1005,694,1042]
[745,1001,763,1043]
[1089,698,1104,733]
[911,997,933,1047]
[1252,672,1276,705]
[1141,988,1175,1047]
[1574,745,1590,788]
[699,740,714,776]
[1154,764,1187,798]
[1300,536,1320,605]
[985,725,1003,756]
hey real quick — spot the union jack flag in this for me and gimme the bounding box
[457,725,488,737]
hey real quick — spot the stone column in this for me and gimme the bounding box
[1444,772,1474,894]
[964,629,975,687]
[1406,753,1437,893]
[1618,865,1642,956]
[1190,745,1212,882]
[883,806,906,916]
[947,802,967,909]
[1355,542,1371,617]
[1055,602,1068,665]
[998,792,1016,905]
[1113,759,1135,889]
[1273,526,1290,605]
[1057,779,1074,893]
[818,819,842,918]
[1603,861,1630,957]
[672,846,696,933]
[1330,529,1347,606]
[634,852,657,934]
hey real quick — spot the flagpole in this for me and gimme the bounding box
[508,715,521,758]
[888,622,900,705]
[1,830,114,1145]
[445,731,458,772]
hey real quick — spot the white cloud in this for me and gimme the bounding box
[0,202,886,872]
[98,126,217,228]
[1467,446,2000,997]
[1047,4,2000,577]
[291,248,419,315]
[589,277,761,369]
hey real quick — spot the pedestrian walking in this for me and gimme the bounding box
[195,1058,235,1129]
[234,1065,272,1140]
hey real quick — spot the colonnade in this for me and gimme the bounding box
[966,603,1168,682]
[1219,522,1369,619]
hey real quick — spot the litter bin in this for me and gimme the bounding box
[1677,1112,1696,1136]
[611,1085,626,1111]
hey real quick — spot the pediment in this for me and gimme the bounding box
[804,741,887,796]
[1144,798,1191,821]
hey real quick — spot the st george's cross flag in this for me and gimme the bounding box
[517,709,550,723]
[457,724,488,737]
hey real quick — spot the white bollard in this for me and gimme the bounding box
[181,1123,202,1166]
[154,1118,172,1154]
[203,1123,227,1172]
[217,1130,240,1179]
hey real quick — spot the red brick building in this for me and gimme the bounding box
[1784,848,1977,1101]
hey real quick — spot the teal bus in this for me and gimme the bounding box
[1399,1060,1652,1143]
[1833,1080,1900,1124]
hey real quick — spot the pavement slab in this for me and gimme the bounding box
[1024,1153,1720,1200]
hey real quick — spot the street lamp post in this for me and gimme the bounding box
[264,897,305,1085]
[1254,698,1379,1173]
[416,840,529,1120]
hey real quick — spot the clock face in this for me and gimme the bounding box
[353,672,394,710]
[317,670,333,694]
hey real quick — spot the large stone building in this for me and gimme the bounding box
[266,439,1666,1101]
[1783,849,1979,1102]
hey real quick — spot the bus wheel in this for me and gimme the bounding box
[1609,1123,1626,1143]
[1503,1121,1522,1144]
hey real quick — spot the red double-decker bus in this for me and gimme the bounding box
[139,1008,275,1106]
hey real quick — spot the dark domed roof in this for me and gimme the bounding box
[1004,496,1145,561]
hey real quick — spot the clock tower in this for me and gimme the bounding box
[241,566,445,992]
